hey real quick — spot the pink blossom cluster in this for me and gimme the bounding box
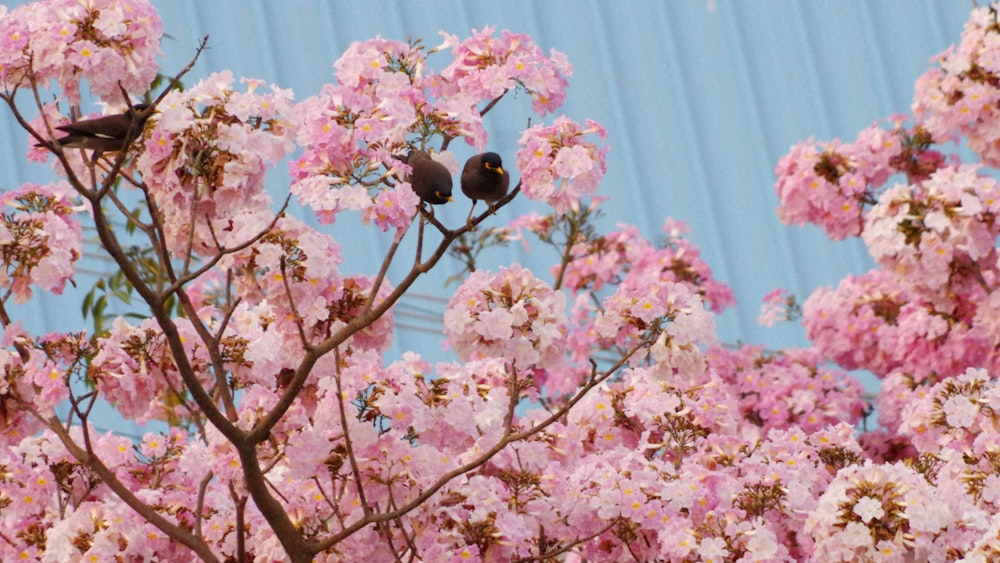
[801,269,989,382]
[803,365,1000,560]
[90,315,214,423]
[863,164,1000,301]
[0,0,162,104]
[913,4,1000,167]
[444,264,567,370]
[0,427,187,561]
[594,274,717,377]
[560,218,735,313]
[0,181,82,303]
[435,26,573,117]
[515,116,609,214]
[0,330,906,561]
[0,342,853,560]
[899,367,1000,453]
[707,344,866,434]
[806,460,970,561]
[545,370,866,561]
[512,215,735,395]
[774,120,944,240]
[758,287,795,326]
[136,71,295,257]
[0,323,73,442]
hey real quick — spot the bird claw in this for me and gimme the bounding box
[465,201,478,229]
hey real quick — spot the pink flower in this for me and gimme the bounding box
[363,184,419,234]
[864,164,1000,301]
[758,288,793,326]
[444,264,567,369]
[806,461,945,561]
[0,181,82,302]
[773,119,939,240]
[137,71,295,257]
[516,116,608,213]
[436,26,572,120]
[914,6,1000,167]
[552,145,594,178]
[2,0,162,104]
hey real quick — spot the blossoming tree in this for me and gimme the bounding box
[3,0,1000,561]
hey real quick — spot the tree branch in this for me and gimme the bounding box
[42,415,221,563]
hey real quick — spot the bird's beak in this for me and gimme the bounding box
[487,162,504,175]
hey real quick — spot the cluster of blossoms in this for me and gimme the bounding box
[594,274,717,376]
[0,182,82,303]
[914,5,1000,167]
[91,315,210,422]
[435,26,572,117]
[0,0,162,104]
[766,5,1000,557]
[515,116,609,214]
[515,216,734,394]
[559,217,735,313]
[758,287,797,326]
[863,164,1000,301]
[707,344,866,434]
[136,71,296,256]
[288,38,431,230]
[0,323,76,441]
[774,120,945,240]
[803,370,1000,560]
[900,367,1000,452]
[444,264,567,371]
[801,269,989,381]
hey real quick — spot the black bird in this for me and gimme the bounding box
[40,104,151,153]
[461,152,510,223]
[405,149,453,205]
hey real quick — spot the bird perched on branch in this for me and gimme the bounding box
[461,152,510,224]
[39,104,152,154]
[405,149,453,205]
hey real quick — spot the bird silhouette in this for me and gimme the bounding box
[461,152,510,224]
[405,150,453,205]
[40,104,152,154]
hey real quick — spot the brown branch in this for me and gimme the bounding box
[478,91,508,118]
[551,213,580,292]
[364,215,409,317]
[332,347,372,517]
[236,445,314,562]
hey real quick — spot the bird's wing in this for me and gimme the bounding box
[55,114,132,139]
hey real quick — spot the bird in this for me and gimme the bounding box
[404,149,453,205]
[461,152,510,224]
[39,103,152,154]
